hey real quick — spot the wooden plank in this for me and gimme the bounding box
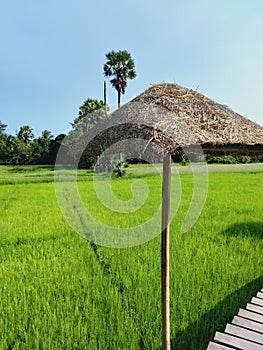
[252,297,263,307]
[225,323,263,344]
[238,309,263,324]
[207,289,263,349]
[247,303,263,315]
[232,315,263,334]
[207,342,235,349]
[214,332,263,350]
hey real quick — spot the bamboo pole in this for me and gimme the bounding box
[161,153,171,350]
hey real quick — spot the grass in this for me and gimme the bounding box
[0,164,262,349]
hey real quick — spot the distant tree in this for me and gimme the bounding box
[71,98,106,130]
[17,125,34,146]
[30,130,53,164]
[38,130,53,151]
[6,135,32,164]
[104,50,136,108]
[0,121,7,134]
[41,130,52,140]
[67,98,108,168]
[0,122,7,163]
[48,133,66,163]
[68,98,107,155]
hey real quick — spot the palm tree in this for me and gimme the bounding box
[104,50,136,108]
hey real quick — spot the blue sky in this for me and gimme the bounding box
[1,0,263,137]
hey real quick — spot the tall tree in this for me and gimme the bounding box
[103,50,136,108]
[17,125,34,146]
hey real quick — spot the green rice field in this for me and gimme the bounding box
[0,164,262,349]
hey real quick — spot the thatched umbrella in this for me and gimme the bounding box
[71,83,263,350]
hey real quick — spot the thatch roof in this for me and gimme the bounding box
[134,83,263,144]
[74,83,263,156]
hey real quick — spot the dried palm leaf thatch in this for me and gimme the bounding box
[74,83,263,157]
[133,83,263,145]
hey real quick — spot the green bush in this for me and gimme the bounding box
[207,156,236,164]
[237,155,252,164]
[207,155,257,164]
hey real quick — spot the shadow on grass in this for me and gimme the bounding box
[223,221,263,240]
[156,222,263,350]
[165,276,263,350]
[7,165,54,173]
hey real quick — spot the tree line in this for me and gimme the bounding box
[0,50,136,166]
[0,97,108,166]
[0,121,67,165]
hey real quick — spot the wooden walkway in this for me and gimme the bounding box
[208,288,263,349]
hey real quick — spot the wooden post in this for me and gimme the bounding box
[161,153,171,350]
[103,81,107,115]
